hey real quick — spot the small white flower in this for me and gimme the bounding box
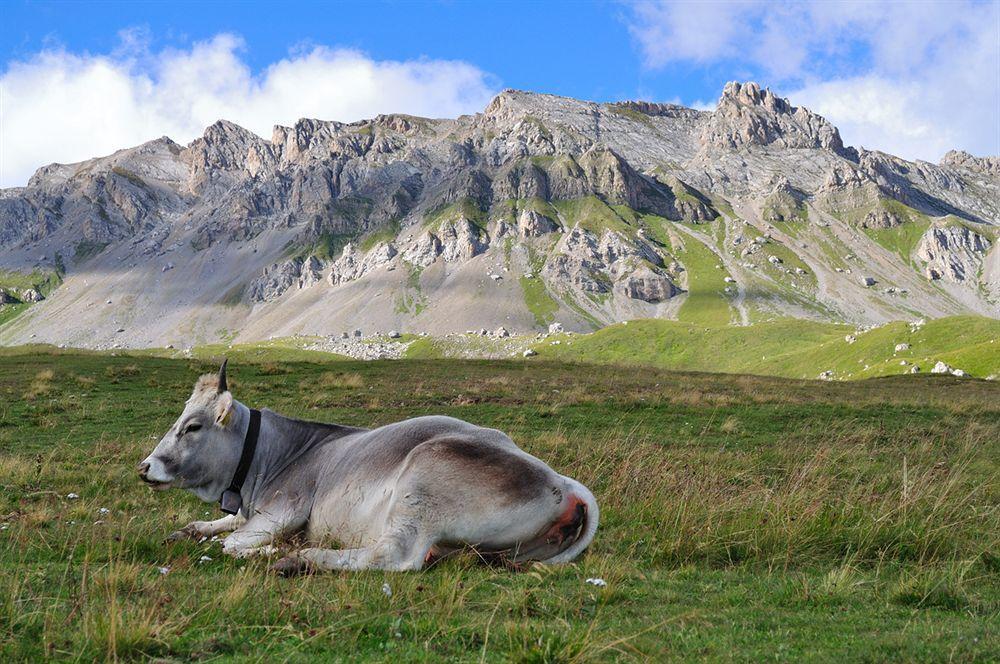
[585,577,607,587]
[198,555,213,563]
[66,493,79,499]
[157,566,170,575]
[98,508,110,515]
[381,582,392,598]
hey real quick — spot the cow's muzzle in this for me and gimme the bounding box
[137,460,172,489]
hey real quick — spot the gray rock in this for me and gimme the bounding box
[615,267,681,303]
[916,225,991,282]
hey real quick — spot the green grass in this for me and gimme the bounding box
[520,275,560,327]
[73,240,111,264]
[395,263,427,315]
[423,198,488,232]
[606,104,654,125]
[0,269,63,299]
[0,304,31,328]
[552,196,633,237]
[359,221,402,252]
[853,199,931,264]
[0,352,997,660]
[124,338,352,364]
[536,316,1000,380]
[671,228,733,326]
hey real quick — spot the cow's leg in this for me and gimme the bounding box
[221,506,304,558]
[167,513,245,541]
[273,521,433,574]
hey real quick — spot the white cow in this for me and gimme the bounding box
[139,362,599,573]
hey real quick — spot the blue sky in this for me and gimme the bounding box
[1,1,724,105]
[2,1,998,187]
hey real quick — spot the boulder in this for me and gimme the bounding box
[614,268,681,303]
[931,361,951,374]
[548,322,564,334]
[517,208,559,237]
[894,343,910,352]
[860,276,877,287]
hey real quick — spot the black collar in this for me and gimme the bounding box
[219,408,261,515]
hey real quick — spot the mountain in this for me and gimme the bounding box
[0,81,998,350]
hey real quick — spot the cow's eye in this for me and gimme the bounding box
[184,423,203,435]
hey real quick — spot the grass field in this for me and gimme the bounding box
[537,316,1000,380]
[1,351,998,661]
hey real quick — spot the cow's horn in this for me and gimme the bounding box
[218,358,228,393]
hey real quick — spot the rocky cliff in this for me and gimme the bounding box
[1,81,997,349]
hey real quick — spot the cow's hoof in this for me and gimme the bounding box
[271,555,315,577]
[165,528,196,543]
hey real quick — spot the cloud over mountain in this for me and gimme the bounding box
[0,33,496,187]
[625,0,1000,161]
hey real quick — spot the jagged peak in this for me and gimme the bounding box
[705,80,848,156]
[719,81,792,114]
[197,119,260,143]
[940,150,1000,177]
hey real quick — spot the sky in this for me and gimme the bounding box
[1,0,998,188]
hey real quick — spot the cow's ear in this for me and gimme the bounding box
[215,391,234,428]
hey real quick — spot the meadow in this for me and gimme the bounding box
[0,350,997,661]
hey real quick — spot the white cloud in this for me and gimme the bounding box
[626,0,1000,161]
[0,34,497,187]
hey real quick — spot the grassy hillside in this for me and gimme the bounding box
[536,315,1000,380]
[0,353,997,660]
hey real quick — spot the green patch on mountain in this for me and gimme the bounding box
[395,263,427,315]
[863,216,931,265]
[423,198,488,232]
[359,220,402,252]
[73,240,110,264]
[284,231,357,262]
[219,281,248,307]
[554,196,633,236]
[111,166,154,195]
[761,190,807,224]
[0,269,63,299]
[326,195,374,220]
[520,275,560,327]
[607,105,654,125]
[672,229,733,326]
[0,303,30,329]
[536,315,1000,380]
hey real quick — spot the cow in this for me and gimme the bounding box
[138,361,599,573]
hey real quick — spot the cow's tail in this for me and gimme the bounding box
[542,478,600,565]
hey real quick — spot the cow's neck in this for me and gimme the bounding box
[233,402,359,514]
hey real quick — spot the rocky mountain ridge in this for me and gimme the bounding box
[1,81,997,349]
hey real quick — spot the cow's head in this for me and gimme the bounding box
[138,360,245,501]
